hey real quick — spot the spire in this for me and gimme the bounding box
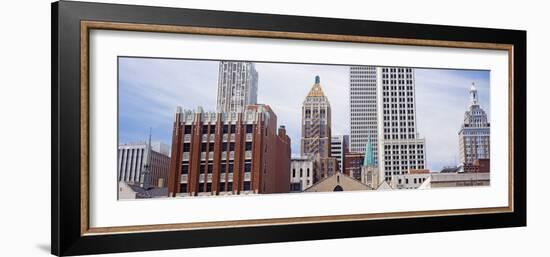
[307,75,325,97]
[141,128,153,188]
[363,136,375,167]
[469,82,478,106]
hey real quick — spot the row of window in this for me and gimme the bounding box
[179,181,252,193]
[181,161,252,174]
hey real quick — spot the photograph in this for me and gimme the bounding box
[117,57,491,199]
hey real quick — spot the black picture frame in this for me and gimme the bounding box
[51,1,526,256]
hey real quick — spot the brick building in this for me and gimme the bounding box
[167,104,291,197]
[344,152,364,180]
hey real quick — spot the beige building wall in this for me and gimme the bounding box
[304,173,370,192]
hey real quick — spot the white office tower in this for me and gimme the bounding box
[376,67,426,183]
[458,82,490,165]
[216,61,259,113]
[349,66,379,163]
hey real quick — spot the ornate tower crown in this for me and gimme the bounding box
[307,75,326,97]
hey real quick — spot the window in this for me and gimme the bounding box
[198,183,204,192]
[245,142,252,151]
[229,143,235,151]
[207,165,213,173]
[245,162,251,173]
[179,183,187,193]
[243,181,251,191]
[219,182,225,192]
[184,125,192,134]
[292,169,296,177]
[230,125,236,133]
[181,165,188,174]
[206,183,212,192]
[209,125,216,134]
[183,143,190,152]
[246,125,253,133]
[227,182,233,191]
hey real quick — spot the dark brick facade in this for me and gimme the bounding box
[168,105,291,196]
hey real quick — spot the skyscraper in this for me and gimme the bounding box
[216,61,258,113]
[301,75,332,158]
[458,82,490,166]
[377,67,426,183]
[300,76,338,181]
[350,66,426,183]
[349,66,379,163]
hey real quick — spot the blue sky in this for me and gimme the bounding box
[118,57,490,172]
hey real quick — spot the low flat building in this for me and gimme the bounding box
[118,181,169,199]
[390,172,431,189]
[428,172,490,188]
[118,141,171,188]
[290,156,314,192]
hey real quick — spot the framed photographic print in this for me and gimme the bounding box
[51,1,526,256]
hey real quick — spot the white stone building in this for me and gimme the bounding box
[377,67,426,183]
[350,67,426,184]
[458,82,490,165]
[290,157,314,192]
[117,141,171,188]
[349,66,379,162]
[216,61,258,113]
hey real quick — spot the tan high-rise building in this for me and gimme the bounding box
[300,76,338,182]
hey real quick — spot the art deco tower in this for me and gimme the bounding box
[301,75,332,158]
[301,76,338,181]
[216,61,259,113]
[458,82,490,165]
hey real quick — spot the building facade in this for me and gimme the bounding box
[290,157,314,192]
[304,172,370,192]
[344,152,364,180]
[118,142,171,188]
[300,76,337,181]
[377,67,426,183]
[216,61,259,113]
[167,104,291,197]
[330,135,348,172]
[458,82,490,166]
[349,66,379,162]
[390,169,431,189]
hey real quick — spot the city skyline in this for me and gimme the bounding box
[118,57,490,172]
